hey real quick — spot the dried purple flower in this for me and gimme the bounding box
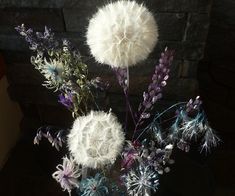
[186,96,202,114]
[122,141,140,170]
[137,48,174,119]
[168,97,220,153]
[59,92,74,110]
[15,24,57,51]
[33,127,65,151]
[132,48,174,140]
[52,156,81,194]
[33,130,42,145]
[177,139,190,153]
[122,140,174,175]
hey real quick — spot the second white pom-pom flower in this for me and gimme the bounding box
[67,110,125,169]
[86,0,158,68]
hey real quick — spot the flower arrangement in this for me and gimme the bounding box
[15,1,219,196]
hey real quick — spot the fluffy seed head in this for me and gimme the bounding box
[86,0,158,68]
[67,110,125,169]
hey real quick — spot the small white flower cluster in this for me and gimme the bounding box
[68,110,125,169]
[86,0,158,68]
[52,156,81,193]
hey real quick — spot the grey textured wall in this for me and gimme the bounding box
[0,0,213,127]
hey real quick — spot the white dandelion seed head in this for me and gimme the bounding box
[86,0,158,68]
[67,110,125,169]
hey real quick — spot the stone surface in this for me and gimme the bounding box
[7,85,59,105]
[164,78,199,100]
[198,68,229,103]
[6,63,43,85]
[186,14,210,41]
[202,98,235,133]
[197,0,213,13]
[63,8,93,34]
[179,60,198,78]
[0,0,212,12]
[37,105,73,127]
[0,34,28,51]
[0,8,65,33]
[228,89,235,109]
[0,0,66,8]
[211,66,235,88]
[156,13,187,41]
[182,41,205,60]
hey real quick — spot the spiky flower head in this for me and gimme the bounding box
[123,165,159,196]
[79,173,109,196]
[86,0,158,68]
[67,110,125,169]
[52,156,81,193]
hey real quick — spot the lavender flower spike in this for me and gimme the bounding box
[132,48,174,140]
[138,48,174,117]
[52,156,81,194]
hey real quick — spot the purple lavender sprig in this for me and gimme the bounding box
[185,96,202,114]
[132,48,174,140]
[15,24,58,51]
[137,48,174,120]
[33,126,66,151]
[58,92,74,110]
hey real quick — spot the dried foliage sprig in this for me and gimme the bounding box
[33,126,66,151]
[16,24,101,117]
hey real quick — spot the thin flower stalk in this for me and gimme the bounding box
[114,67,136,128]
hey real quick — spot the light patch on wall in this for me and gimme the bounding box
[0,76,22,169]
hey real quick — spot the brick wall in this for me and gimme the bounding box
[0,0,213,129]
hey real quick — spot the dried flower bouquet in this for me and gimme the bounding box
[16,1,219,196]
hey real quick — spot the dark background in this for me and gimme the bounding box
[0,0,234,195]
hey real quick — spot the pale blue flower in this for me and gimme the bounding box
[80,174,109,196]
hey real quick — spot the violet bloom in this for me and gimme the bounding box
[132,48,174,140]
[52,156,81,194]
[138,48,174,119]
[15,24,57,51]
[59,92,73,109]
[122,141,140,170]
[33,127,65,151]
